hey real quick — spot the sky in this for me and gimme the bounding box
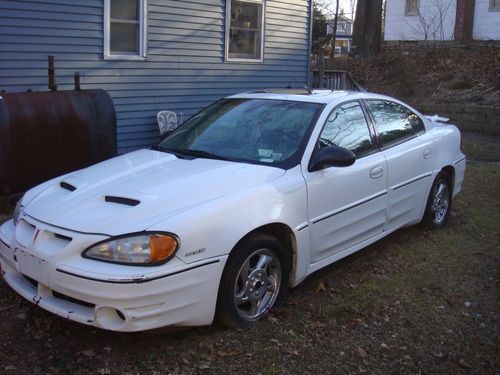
[319,0,357,20]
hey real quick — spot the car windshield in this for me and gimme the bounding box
[157,98,322,167]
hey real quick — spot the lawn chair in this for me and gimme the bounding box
[157,110,179,136]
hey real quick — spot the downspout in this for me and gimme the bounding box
[306,0,313,89]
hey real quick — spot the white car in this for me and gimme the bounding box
[0,90,465,332]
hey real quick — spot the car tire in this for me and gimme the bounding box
[216,233,290,329]
[422,171,452,229]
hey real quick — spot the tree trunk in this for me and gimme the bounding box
[352,0,383,57]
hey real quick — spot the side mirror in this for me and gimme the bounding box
[308,146,356,172]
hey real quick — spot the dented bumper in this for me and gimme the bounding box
[0,217,227,332]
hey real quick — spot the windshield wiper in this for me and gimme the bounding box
[175,149,229,161]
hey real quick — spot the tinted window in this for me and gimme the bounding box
[366,100,416,147]
[319,101,374,157]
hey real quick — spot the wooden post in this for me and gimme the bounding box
[319,50,325,88]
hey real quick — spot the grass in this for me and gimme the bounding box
[0,132,498,374]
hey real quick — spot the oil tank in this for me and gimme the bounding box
[0,89,116,195]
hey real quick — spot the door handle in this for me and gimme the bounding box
[369,166,384,179]
[423,148,432,159]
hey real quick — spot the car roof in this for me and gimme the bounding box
[228,89,393,105]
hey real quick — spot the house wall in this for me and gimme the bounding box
[384,0,457,41]
[473,0,500,40]
[0,0,311,153]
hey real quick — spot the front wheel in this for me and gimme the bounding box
[216,234,290,328]
[422,171,452,229]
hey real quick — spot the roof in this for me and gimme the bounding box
[229,90,391,104]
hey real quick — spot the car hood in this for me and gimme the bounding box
[23,149,285,235]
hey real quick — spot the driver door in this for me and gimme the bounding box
[303,101,388,264]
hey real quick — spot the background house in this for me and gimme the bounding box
[384,0,500,42]
[0,0,313,153]
[326,14,353,54]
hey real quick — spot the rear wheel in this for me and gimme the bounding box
[216,233,290,328]
[422,171,452,229]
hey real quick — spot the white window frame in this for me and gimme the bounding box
[490,0,500,11]
[104,0,147,61]
[405,0,419,16]
[225,0,265,63]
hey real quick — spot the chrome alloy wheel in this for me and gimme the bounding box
[234,249,281,321]
[431,181,450,225]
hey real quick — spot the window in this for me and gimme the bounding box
[318,101,374,157]
[226,0,265,62]
[158,99,322,167]
[407,109,425,134]
[405,0,419,16]
[490,0,500,11]
[104,0,147,60]
[366,100,422,148]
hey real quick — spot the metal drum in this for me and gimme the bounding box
[0,89,116,195]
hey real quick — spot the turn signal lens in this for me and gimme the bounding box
[150,235,178,262]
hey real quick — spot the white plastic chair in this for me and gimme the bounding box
[157,110,178,135]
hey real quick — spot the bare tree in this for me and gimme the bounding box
[330,0,340,58]
[405,0,454,42]
[349,0,356,19]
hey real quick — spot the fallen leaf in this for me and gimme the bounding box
[269,339,281,346]
[356,346,368,358]
[315,281,326,293]
[432,351,444,358]
[79,349,95,358]
[459,358,471,369]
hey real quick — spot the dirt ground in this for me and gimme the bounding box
[331,43,500,106]
[0,132,499,374]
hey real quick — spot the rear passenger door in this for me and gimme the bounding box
[365,100,435,230]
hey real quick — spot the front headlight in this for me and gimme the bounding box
[83,232,179,266]
[13,198,23,225]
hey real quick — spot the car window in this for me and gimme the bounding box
[366,100,417,147]
[318,101,374,157]
[406,108,426,134]
[158,98,322,167]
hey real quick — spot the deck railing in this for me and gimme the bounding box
[310,70,365,92]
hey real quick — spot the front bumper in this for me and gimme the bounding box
[0,217,227,332]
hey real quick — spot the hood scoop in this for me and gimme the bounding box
[60,181,77,192]
[104,196,140,207]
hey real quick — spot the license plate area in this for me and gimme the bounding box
[15,248,49,286]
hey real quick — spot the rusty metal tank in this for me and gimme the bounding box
[0,88,116,195]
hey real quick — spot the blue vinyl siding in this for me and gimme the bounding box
[0,0,311,153]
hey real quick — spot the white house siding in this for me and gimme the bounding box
[473,0,500,40]
[0,0,311,153]
[384,0,457,41]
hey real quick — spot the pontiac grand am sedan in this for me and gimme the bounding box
[0,90,465,331]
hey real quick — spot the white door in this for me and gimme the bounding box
[365,100,435,229]
[304,101,388,264]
